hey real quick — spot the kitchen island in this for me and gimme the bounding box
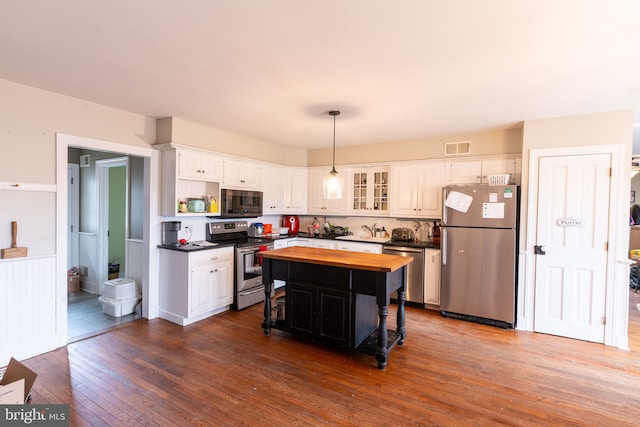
[261,246,412,369]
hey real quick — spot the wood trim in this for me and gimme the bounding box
[0,182,57,192]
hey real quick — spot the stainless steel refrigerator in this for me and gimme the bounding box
[440,184,519,328]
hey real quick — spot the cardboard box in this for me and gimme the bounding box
[67,274,80,294]
[0,357,37,404]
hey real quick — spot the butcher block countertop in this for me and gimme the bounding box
[260,246,413,272]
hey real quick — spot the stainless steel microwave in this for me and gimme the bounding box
[219,189,263,218]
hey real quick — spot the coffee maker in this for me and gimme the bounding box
[161,221,181,246]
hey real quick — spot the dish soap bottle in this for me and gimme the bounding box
[312,217,321,235]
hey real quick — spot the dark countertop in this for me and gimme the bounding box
[383,240,440,249]
[157,242,235,252]
[158,235,440,252]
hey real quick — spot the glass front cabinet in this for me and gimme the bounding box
[348,167,390,216]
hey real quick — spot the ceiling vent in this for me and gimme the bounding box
[444,141,471,156]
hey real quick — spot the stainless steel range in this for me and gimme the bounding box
[206,221,274,310]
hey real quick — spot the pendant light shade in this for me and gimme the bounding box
[323,110,344,199]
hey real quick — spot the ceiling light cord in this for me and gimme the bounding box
[330,110,340,174]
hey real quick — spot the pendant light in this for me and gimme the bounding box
[322,110,344,199]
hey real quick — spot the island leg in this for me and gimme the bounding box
[396,287,406,345]
[262,282,272,335]
[375,304,389,369]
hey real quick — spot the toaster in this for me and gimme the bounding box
[391,227,415,241]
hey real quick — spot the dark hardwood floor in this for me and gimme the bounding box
[19,290,640,426]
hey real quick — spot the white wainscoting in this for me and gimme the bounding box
[126,239,144,296]
[0,256,60,365]
[78,232,98,294]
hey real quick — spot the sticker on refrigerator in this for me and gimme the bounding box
[445,191,473,213]
[483,202,505,219]
[503,188,513,198]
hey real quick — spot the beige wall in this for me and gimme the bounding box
[520,110,633,245]
[307,126,523,166]
[0,79,156,184]
[156,116,308,166]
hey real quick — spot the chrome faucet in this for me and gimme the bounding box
[361,223,377,237]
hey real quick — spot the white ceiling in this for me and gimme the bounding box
[1,1,640,150]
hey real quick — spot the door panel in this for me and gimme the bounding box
[441,227,516,323]
[534,153,610,343]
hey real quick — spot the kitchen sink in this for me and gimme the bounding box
[334,235,390,243]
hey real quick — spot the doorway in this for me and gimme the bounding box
[97,157,128,283]
[64,147,146,342]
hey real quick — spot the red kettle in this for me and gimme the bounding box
[283,215,299,234]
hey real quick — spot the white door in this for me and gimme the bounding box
[67,164,79,271]
[534,153,611,342]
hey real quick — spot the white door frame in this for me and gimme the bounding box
[56,133,159,349]
[67,163,79,271]
[524,144,629,349]
[96,157,129,286]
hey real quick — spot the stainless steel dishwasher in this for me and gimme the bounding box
[382,245,425,306]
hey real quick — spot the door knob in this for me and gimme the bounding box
[534,245,547,255]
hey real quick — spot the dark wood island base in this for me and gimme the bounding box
[260,247,412,369]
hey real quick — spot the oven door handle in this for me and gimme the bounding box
[239,287,265,297]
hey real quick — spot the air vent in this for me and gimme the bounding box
[444,141,471,156]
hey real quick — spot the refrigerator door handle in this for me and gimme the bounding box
[442,188,448,225]
[442,228,447,266]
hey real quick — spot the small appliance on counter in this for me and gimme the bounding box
[161,221,181,246]
[391,227,414,241]
[248,222,265,237]
[283,215,299,234]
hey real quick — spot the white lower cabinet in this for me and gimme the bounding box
[310,239,336,250]
[159,246,234,326]
[424,248,441,307]
[334,241,382,254]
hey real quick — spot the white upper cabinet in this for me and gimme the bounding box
[348,167,390,216]
[261,164,286,214]
[391,161,449,218]
[285,167,308,214]
[307,166,347,215]
[177,149,223,181]
[449,157,521,185]
[158,145,221,217]
[223,158,261,190]
[480,157,521,184]
[449,160,482,184]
